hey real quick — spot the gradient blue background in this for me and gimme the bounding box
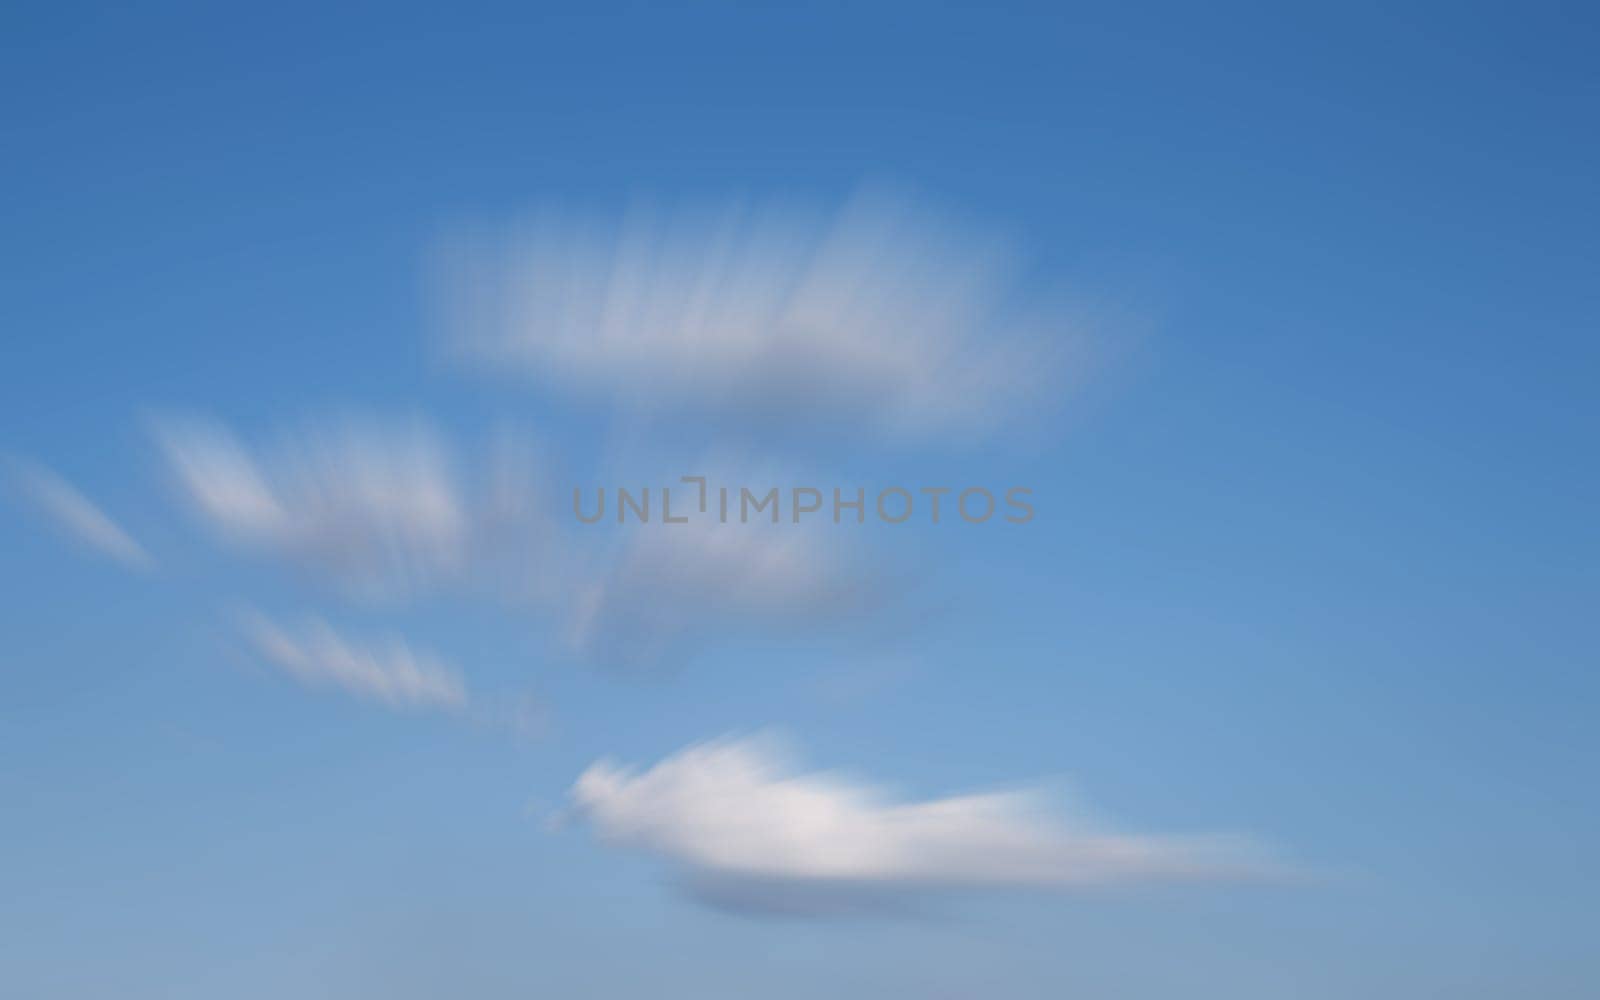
[3,3,1596,996]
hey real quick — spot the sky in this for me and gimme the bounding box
[2,3,1598,997]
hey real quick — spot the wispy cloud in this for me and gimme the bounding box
[571,734,1279,917]
[153,419,886,673]
[435,187,1087,441]
[11,460,152,569]
[242,612,468,713]
[569,518,880,672]
[153,416,478,601]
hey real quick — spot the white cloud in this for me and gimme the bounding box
[12,460,152,569]
[153,416,566,607]
[242,612,468,712]
[569,518,877,671]
[150,418,882,673]
[435,188,1083,440]
[571,734,1277,916]
[154,416,473,601]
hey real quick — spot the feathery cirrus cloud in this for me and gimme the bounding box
[569,516,880,671]
[153,417,882,672]
[242,611,469,713]
[11,460,152,570]
[153,416,525,602]
[434,188,1087,441]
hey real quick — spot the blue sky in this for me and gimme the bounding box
[2,3,1597,996]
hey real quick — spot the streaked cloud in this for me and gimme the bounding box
[153,416,479,601]
[11,460,152,569]
[242,611,468,712]
[150,417,885,673]
[434,188,1085,440]
[571,734,1277,916]
[569,519,879,672]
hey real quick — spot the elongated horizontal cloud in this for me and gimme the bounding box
[11,460,152,569]
[435,189,1081,439]
[242,612,468,712]
[153,416,524,601]
[571,735,1277,916]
